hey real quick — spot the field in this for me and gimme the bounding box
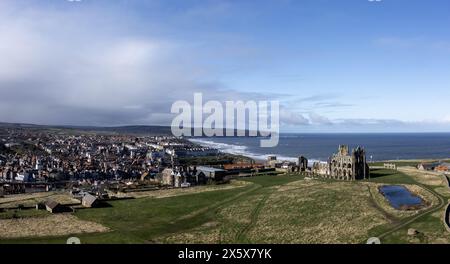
[1,167,449,244]
[371,159,450,168]
[0,214,109,239]
[0,192,80,209]
[374,167,450,244]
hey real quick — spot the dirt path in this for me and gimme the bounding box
[374,172,446,241]
[235,190,272,242]
[175,183,261,222]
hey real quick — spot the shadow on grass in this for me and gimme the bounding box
[73,201,113,210]
[95,201,113,208]
[368,168,416,184]
[370,169,394,179]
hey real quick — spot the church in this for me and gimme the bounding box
[328,145,369,181]
[312,145,370,181]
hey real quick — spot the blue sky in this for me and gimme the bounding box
[0,0,449,132]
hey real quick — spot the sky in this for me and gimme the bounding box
[0,0,450,132]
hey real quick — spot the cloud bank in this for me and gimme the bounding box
[0,2,270,126]
[0,1,449,133]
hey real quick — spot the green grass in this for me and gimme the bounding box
[1,183,258,244]
[0,175,300,244]
[366,169,417,184]
[242,174,304,187]
[0,209,49,219]
[371,161,420,167]
[371,159,450,168]
[366,168,449,244]
[377,208,450,244]
[1,170,445,244]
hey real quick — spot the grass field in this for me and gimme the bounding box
[0,168,449,244]
[367,168,417,184]
[371,161,421,167]
[370,159,450,168]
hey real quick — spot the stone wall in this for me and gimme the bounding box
[384,163,397,170]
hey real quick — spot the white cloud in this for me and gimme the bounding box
[0,2,265,126]
[0,2,448,133]
[308,113,332,125]
[279,109,309,126]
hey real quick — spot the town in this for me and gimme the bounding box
[0,127,229,196]
[1,125,450,244]
[0,125,375,211]
[0,126,271,196]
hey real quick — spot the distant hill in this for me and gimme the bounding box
[67,125,173,136]
[0,122,257,137]
[0,122,172,136]
[60,126,258,137]
[0,122,43,128]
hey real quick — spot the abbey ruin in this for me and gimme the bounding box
[312,145,370,181]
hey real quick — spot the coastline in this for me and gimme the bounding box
[188,138,301,163]
[188,137,450,165]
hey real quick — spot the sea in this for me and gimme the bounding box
[189,133,450,163]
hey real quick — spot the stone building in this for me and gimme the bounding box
[161,168,174,186]
[267,156,278,168]
[312,161,330,176]
[329,145,369,180]
[298,156,308,172]
[82,193,99,208]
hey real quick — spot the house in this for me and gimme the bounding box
[14,171,36,182]
[0,154,6,166]
[278,161,297,172]
[222,163,265,177]
[267,156,278,168]
[44,199,64,213]
[418,162,450,172]
[435,163,450,172]
[223,163,265,171]
[417,162,441,171]
[196,166,228,183]
[82,193,99,208]
[160,168,174,186]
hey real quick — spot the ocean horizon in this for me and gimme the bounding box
[189,133,450,163]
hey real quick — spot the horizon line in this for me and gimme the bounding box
[1,121,450,135]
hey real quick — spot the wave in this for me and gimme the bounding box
[189,138,308,163]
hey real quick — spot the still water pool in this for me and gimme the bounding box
[379,185,423,210]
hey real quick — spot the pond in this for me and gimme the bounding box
[379,185,424,210]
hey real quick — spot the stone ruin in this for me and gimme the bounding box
[312,145,370,181]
